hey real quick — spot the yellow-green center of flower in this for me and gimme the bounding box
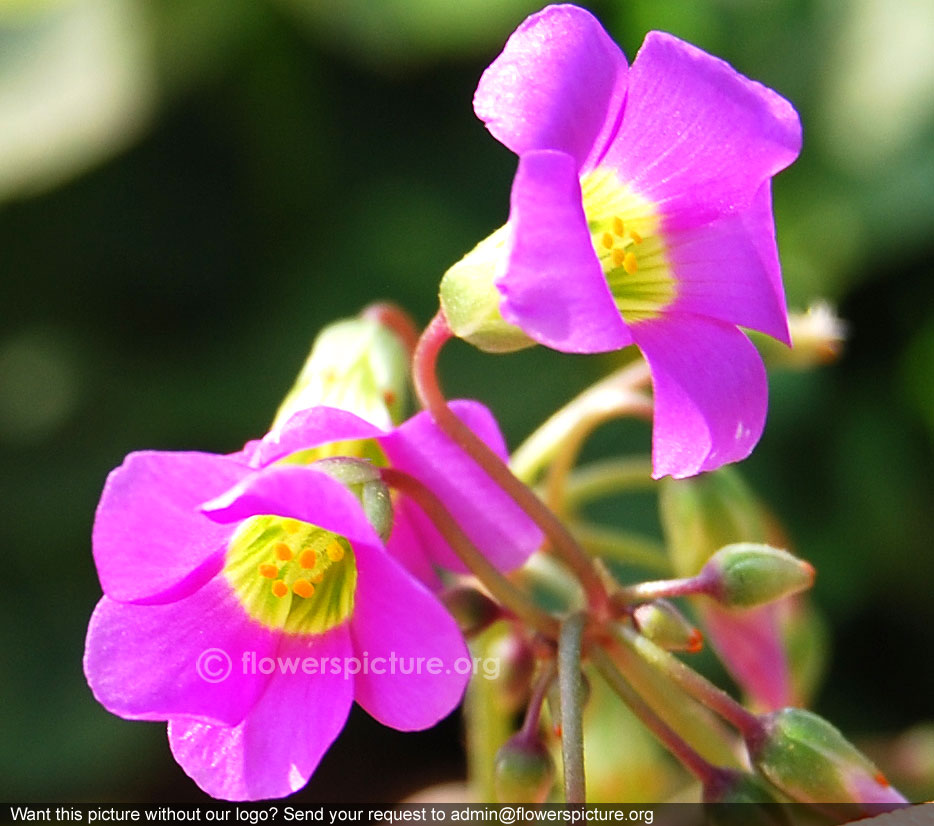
[225,516,357,635]
[223,438,386,635]
[580,168,676,323]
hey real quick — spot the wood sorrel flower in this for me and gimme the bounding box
[441,4,801,478]
[84,403,539,800]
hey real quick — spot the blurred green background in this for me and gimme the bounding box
[1,0,932,804]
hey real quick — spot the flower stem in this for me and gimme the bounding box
[591,645,727,787]
[510,360,653,487]
[561,457,655,514]
[361,301,420,358]
[413,310,609,615]
[615,574,711,603]
[568,521,672,576]
[615,624,763,741]
[519,660,557,742]
[380,467,560,639]
[543,388,653,517]
[557,612,587,804]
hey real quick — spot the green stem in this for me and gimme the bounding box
[591,646,727,788]
[510,360,653,486]
[557,613,587,804]
[413,310,609,615]
[561,457,655,514]
[615,624,763,741]
[381,467,560,639]
[568,521,672,576]
[465,627,514,801]
[543,393,653,517]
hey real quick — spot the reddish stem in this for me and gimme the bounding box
[413,310,609,615]
[361,302,420,358]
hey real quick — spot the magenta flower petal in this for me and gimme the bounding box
[701,602,792,711]
[386,498,445,589]
[380,401,543,571]
[499,150,632,353]
[253,406,384,467]
[603,31,801,227]
[201,464,382,549]
[474,4,628,171]
[93,451,249,604]
[84,576,278,726]
[349,540,469,730]
[665,182,790,344]
[631,314,768,479]
[168,627,354,801]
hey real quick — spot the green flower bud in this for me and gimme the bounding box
[272,313,410,431]
[749,708,908,809]
[751,302,846,370]
[310,458,393,541]
[659,467,775,578]
[493,734,555,803]
[439,227,536,354]
[441,586,502,638]
[703,770,791,826]
[702,544,815,608]
[633,600,704,653]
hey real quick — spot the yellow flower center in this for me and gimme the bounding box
[225,515,357,634]
[223,438,386,634]
[580,168,676,323]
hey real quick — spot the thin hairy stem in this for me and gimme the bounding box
[413,310,609,614]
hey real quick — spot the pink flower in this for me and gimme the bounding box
[84,403,540,800]
[449,4,801,478]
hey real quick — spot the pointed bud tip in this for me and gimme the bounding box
[751,708,909,809]
[704,543,816,608]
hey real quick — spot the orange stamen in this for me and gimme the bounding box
[623,252,638,275]
[612,216,625,236]
[611,248,626,268]
[601,232,614,250]
[275,543,293,561]
[271,580,288,598]
[258,563,278,579]
[629,230,643,244]
[874,772,890,788]
[299,549,317,569]
[293,579,315,599]
[326,540,345,562]
[687,630,704,654]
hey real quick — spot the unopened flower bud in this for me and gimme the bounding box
[310,458,393,541]
[753,302,846,369]
[703,769,791,826]
[493,734,555,803]
[749,708,908,810]
[701,544,815,608]
[272,312,410,431]
[488,631,536,713]
[442,586,502,637]
[439,228,536,354]
[633,600,704,652]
